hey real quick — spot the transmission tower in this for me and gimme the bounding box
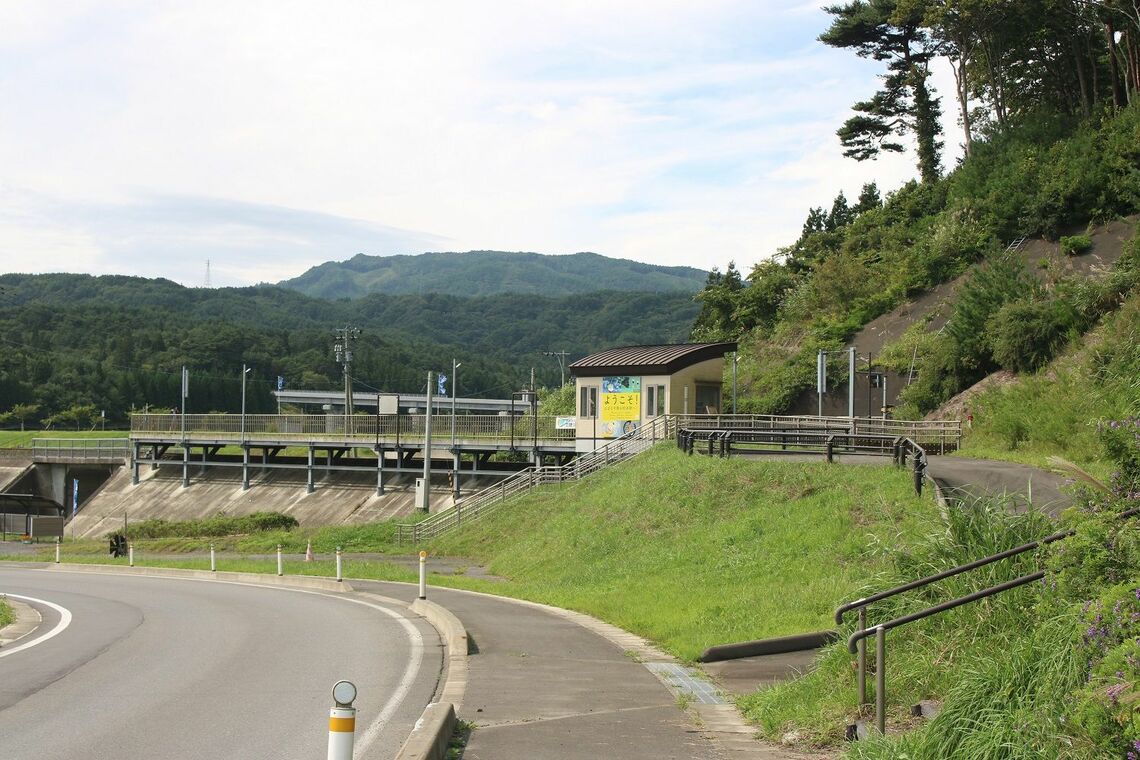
[333,325,361,415]
[203,260,212,288]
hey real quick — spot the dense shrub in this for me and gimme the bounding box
[985,298,1072,373]
[126,511,298,539]
[1061,234,1093,256]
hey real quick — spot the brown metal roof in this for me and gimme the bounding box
[569,342,737,377]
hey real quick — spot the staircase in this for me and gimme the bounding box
[395,415,675,543]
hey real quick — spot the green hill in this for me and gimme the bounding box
[279,251,708,299]
[0,273,697,426]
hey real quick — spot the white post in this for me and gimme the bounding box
[848,347,856,418]
[55,537,60,564]
[276,544,283,576]
[128,542,134,567]
[328,681,357,760]
[210,543,216,572]
[418,550,427,600]
[335,547,343,583]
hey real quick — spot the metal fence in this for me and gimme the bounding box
[130,413,576,444]
[395,415,674,543]
[31,438,130,463]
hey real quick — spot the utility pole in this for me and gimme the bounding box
[542,350,570,387]
[334,326,360,430]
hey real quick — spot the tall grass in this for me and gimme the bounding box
[0,597,13,628]
[739,498,1056,746]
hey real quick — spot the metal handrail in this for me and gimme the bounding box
[841,506,1140,738]
[846,571,1044,738]
[835,507,1140,624]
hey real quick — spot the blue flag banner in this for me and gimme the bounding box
[72,478,79,516]
[277,375,285,391]
[437,373,447,396]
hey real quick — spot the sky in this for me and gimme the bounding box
[0,1,962,288]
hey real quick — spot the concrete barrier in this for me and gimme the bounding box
[410,598,468,710]
[388,598,470,760]
[394,702,456,760]
[44,563,353,593]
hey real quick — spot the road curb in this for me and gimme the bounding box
[42,563,353,593]
[0,597,41,647]
[369,580,820,759]
[391,598,468,760]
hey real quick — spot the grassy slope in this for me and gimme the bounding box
[0,430,129,448]
[0,597,13,628]
[428,446,937,660]
[956,290,1140,479]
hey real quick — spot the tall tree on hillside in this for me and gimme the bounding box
[821,0,944,182]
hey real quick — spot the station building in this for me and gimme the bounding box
[568,342,736,452]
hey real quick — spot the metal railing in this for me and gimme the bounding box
[394,416,675,543]
[837,506,1140,738]
[31,438,131,463]
[672,414,959,453]
[678,428,928,496]
[130,413,575,444]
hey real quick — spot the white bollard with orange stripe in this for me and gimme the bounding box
[327,680,357,760]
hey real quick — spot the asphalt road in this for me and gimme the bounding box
[0,568,442,759]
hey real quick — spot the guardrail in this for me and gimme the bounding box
[130,413,575,444]
[672,414,959,453]
[31,438,131,463]
[677,428,928,496]
[395,415,675,543]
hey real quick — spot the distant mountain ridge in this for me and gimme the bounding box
[279,251,708,299]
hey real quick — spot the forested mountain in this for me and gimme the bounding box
[279,251,707,299]
[0,273,698,427]
[693,1,1140,417]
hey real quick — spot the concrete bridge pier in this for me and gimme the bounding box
[375,447,385,496]
[181,443,189,487]
[306,447,315,493]
[241,445,250,490]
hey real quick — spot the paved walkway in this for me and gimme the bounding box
[927,456,1074,517]
[355,580,829,759]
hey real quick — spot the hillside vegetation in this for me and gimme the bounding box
[280,250,707,299]
[0,273,696,426]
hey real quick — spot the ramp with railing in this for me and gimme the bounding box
[32,438,131,464]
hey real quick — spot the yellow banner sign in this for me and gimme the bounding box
[602,391,640,422]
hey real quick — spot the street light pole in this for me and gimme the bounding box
[421,371,433,513]
[732,353,740,414]
[240,363,250,442]
[451,359,461,450]
[542,350,569,387]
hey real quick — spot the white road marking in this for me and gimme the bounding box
[21,568,426,754]
[0,595,73,659]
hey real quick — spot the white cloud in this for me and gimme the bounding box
[0,2,958,284]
